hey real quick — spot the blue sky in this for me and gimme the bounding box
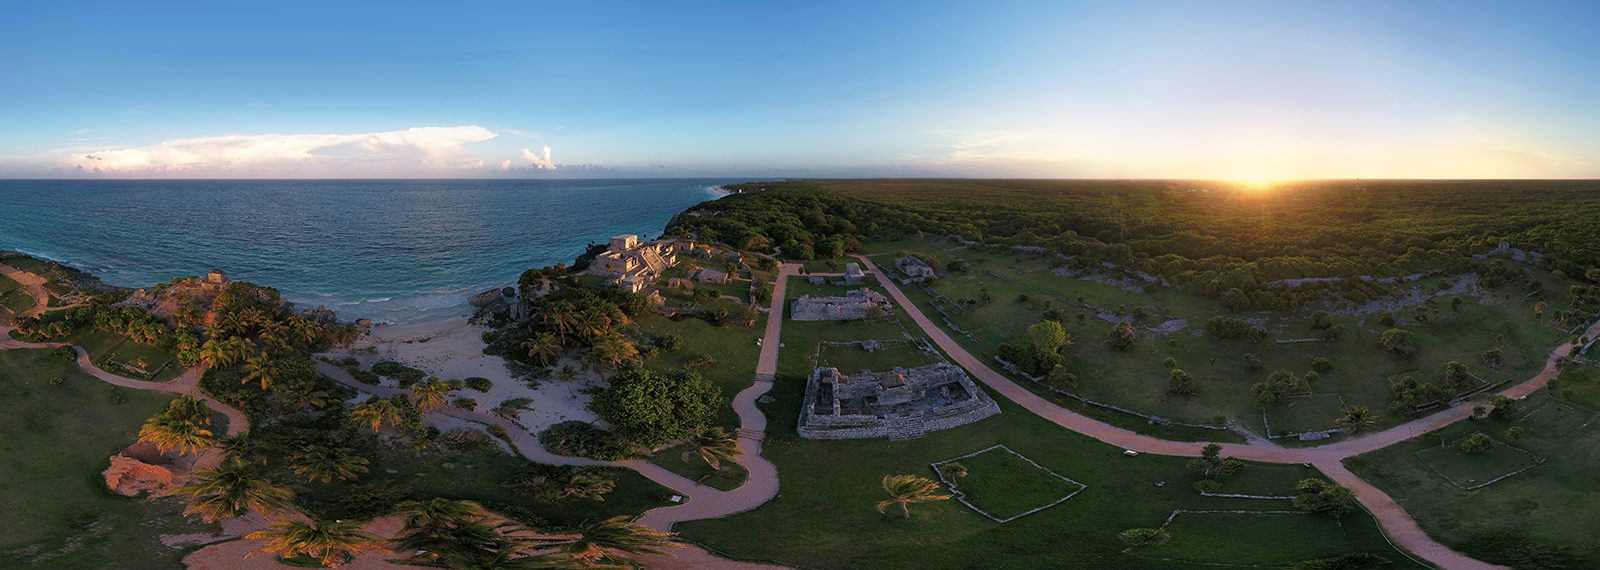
[3,1,1599,178]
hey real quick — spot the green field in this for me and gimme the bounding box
[677,287,1424,569]
[646,441,750,492]
[0,273,36,322]
[1149,511,1351,565]
[1346,367,1600,566]
[817,339,936,374]
[882,240,1565,442]
[1263,393,1347,436]
[635,311,764,427]
[63,328,184,382]
[0,348,214,569]
[934,446,1084,521]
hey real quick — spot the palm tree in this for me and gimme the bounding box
[682,427,742,471]
[396,498,488,533]
[540,302,576,343]
[521,332,562,367]
[1335,406,1380,434]
[197,338,240,370]
[241,351,277,389]
[138,414,216,455]
[587,335,639,371]
[542,516,681,563]
[556,364,581,398]
[874,474,953,519]
[166,394,213,425]
[396,518,526,566]
[411,379,452,413]
[171,456,294,522]
[289,447,370,483]
[245,519,388,568]
[572,307,612,341]
[351,397,405,432]
[560,474,615,502]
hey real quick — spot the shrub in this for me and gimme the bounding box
[464,376,494,392]
[1045,366,1077,392]
[589,370,722,447]
[451,397,477,411]
[1293,479,1354,514]
[1105,322,1138,351]
[538,421,634,461]
[1244,353,1263,371]
[1460,432,1494,454]
[1168,369,1197,395]
[1488,395,1520,420]
[684,355,718,370]
[1205,316,1265,340]
[350,370,381,385]
[1117,528,1171,547]
[1310,356,1334,372]
[48,376,65,386]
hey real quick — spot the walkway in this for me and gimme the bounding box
[853,254,1600,570]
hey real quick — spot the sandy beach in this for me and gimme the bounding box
[331,315,604,435]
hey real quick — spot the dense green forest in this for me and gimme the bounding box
[669,180,1600,309]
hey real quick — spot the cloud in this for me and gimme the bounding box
[520,146,556,170]
[60,126,500,176]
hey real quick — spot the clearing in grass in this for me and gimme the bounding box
[1415,437,1542,490]
[1145,510,1351,566]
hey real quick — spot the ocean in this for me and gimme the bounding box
[0,179,740,323]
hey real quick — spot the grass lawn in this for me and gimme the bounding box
[0,273,37,322]
[1415,438,1541,489]
[1202,463,1321,497]
[1346,366,1600,565]
[934,445,1084,521]
[1148,511,1351,565]
[0,348,216,569]
[817,339,937,373]
[677,292,1424,569]
[636,312,764,426]
[1263,393,1347,436]
[877,238,1566,443]
[64,328,184,382]
[646,441,750,492]
[323,444,674,527]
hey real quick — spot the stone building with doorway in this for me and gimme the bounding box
[798,362,1000,440]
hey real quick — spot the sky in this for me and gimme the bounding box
[3,0,1600,179]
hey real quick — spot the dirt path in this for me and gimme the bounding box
[854,255,1600,570]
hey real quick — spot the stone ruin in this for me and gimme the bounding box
[790,288,894,321]
[798,362,1001,440]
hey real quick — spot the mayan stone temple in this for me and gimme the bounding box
[798,362,1001,440]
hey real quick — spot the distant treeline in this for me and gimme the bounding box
[667,179,1600,310]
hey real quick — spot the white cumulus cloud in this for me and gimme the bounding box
[521,146,556,170]
[63,126,501,176]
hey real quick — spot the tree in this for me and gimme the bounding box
[1026,320,1068,355]
[1292,479,1354,514]
[682,427,743,471]
[1444,361,1472,388]
[1252,370,1300,407]
[1187,443,1244,480]
[1460,432,1494,454]
[561,474,616,502]
[241,352,278,390]
[556,364,582,397]
[588,335,640,371]
[1488,395,1521,420]
[1168,368,1197,395]
[1335,406,1379,434]
[1105,321,1139,351]
[351,397,405,432]
[290,447,371,483]
[1379,328,1417,355]
[396,498,488,534]
[521,332,562,367]
[542,516,682,563]
[874,474,953,519]
[589,370,722,447]
[1118,528,1171,547]
[245,519,388,568]
[411,379,453,413]
[138,395,216,455]
[1505,426,1526,441]
[172,456,295,522]
[198,337,250,370]
[1481,348,1504,368]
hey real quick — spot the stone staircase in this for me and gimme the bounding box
[754,372,775,384]
[736,428,766,442]
[886,416,927,441]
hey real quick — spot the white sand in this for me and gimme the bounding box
[336,316,602,435]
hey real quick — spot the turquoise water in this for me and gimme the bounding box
[0,179,736,323]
